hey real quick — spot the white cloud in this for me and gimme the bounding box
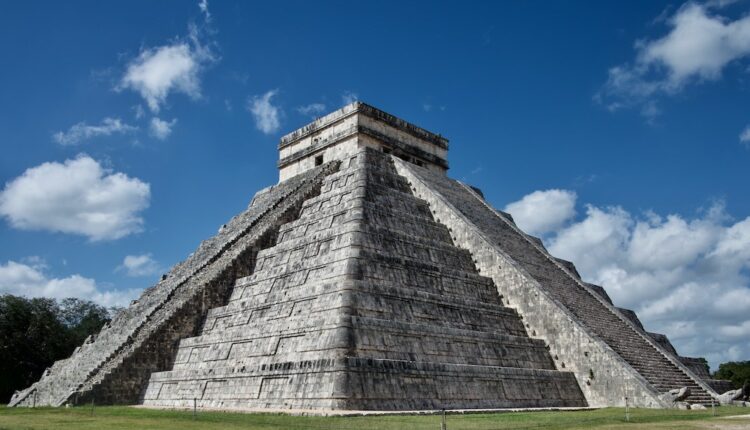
[549,205,633,278]
[118,25,215,113]
[53,118,137,146]
[709,217,750,269]
[0,155,150,241]
[296,103,326,117]
[504,189,577,236]
[719,320,750,339]
[627,211,722,270]
[247,89,281,134]
[0,260,141,307]
[116,254,161,277]
[149,117,177,140]
[198,0,211,21]
[341,91,358,106]
[120,44,197,112]
[422,103,446,112]
[641,4,750,86]
[133,104,146,120]
[517,190,750,369]
[598,3,750,115]
[739,125,750,145]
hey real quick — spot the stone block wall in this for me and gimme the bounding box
[10,162,339,407]
[392,157,713,407]
[143,148,586,411]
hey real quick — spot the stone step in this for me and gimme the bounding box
[398,161,716,405]
[140,148,586,411]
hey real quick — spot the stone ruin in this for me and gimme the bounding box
[10,102,727,411]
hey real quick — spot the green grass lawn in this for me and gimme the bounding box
[0,405,748,430]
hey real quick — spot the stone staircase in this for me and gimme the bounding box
[9,162,338,407]
[395,160,716,406]
[142,148,586,410]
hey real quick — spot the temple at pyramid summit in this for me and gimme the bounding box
[10,102,732,411]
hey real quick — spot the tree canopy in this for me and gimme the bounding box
[0,295,112,403]
[714,361,750,389]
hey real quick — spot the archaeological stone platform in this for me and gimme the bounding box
[10,102,722,411]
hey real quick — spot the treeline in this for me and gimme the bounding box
[714,361,750,389]
[0,294,118,403]
[1,291,748,404]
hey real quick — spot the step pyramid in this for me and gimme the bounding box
[10,102,718,410]
[392,159,717,406]
[141,148,585,410]
[9,162,339,408]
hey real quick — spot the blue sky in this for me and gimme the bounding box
[1,1,749,369]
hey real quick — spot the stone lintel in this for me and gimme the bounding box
[277,125,449,170]
[279,101,449,150]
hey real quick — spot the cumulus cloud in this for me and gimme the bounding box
[116,254,161,277]
[0,260,141,307]
[709,217,750,270]
[0,155,150,241]
[628,210,724,270]
[515,190,750,369]
[504,189,577,236]
[248,89,281,134]
[53,118,137,146]
[149,117,177,140]
[508,189,750,368]
[118,25,215,113]
[740,125,750,145]
[296,103,326,117]
[597,2,750,116]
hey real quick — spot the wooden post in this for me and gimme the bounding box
[625,396,630,422]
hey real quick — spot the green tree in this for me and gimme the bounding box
[713,361,750,389]
[0,294,112,403]
[0,295,69,403]
[59,298,110,346]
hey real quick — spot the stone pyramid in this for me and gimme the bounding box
[10,102,719,411]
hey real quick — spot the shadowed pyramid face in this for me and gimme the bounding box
[142,148,586,410]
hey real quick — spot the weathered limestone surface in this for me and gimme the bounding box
[143,149,586,410]
[9,162,338,407]
[618,308,732,395]
[277,102,449,181]
[392,158,718,407]
[12,101,722,411]
[646,331,733,394]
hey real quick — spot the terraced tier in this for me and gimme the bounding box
[143,148,585,410]
[395,159,716,406]
[9,162,339,407]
